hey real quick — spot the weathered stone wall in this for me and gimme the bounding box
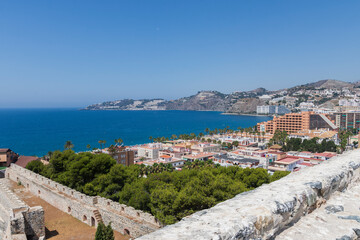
[0,179,45,240]
[138,149,360,240]
[5,164,160,238]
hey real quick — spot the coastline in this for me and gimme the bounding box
[0,109,269,157]
[221,112,272,117]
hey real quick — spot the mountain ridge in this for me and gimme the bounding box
[83,79,358,113]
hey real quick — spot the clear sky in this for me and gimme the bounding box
[1,0,360,108]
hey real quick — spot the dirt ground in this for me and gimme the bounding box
[9,181,129,240]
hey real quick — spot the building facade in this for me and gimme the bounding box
[0,149,18,167]
[114,150,135,166]
[333,112,360,131]
[256,105,290,115]
[257,112,336,134]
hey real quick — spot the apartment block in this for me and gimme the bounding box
[114,149,135,166]
[256,105,290,115]
[257,112,337,134]
[333,112,360,131]
[137,143,162,159]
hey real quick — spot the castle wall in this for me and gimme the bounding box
[0,179,45,240]
[5,164,160,238]
[138,149,360,240]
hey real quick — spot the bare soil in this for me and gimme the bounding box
[8,181,129,240]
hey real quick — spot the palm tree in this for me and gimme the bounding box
[149,136,153,142]
[115,138,123,146]
[205,128,210,135]
[86,144,91,150]
[98,140,106,149]
[64,140,74,150]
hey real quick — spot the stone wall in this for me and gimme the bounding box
[137,149,360,240]
[5,164,160,238]
[0,179,45,240]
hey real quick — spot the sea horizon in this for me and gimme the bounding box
[0,108,270,157]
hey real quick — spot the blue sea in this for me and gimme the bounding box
[0,109,271,157]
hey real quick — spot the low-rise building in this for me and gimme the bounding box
[182,153,215,162]
[213,154,260,168]
[191,143,221,153]
[268,156,303,172]
[15,156,40,168]
[114,149,135,166]
[138,143,162,159]
[288,129,339,144]
[0,148,18,167]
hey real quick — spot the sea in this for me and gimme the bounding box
[0,109,271,157]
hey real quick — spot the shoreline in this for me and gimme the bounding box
[221,112,272,117]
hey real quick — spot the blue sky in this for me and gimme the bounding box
[1,1,360,108]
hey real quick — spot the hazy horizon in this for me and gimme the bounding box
[1,0,360,108]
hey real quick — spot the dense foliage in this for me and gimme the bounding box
[282,138,337,153]
[27,150,289,225]
[95,222,114,240]
[269,130,337,153]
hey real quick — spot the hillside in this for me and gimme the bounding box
[83,79,359,114]
[290,79,353,90]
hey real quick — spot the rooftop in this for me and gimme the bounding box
[15,156,39,168]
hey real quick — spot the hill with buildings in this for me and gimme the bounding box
[84,79,360,114]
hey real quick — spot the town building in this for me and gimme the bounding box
[138,143,162,159]
[257,112,337,133]
[256,105,290,115]
[182,153,215,162]
[191,143,221,153]
[333,112,360,131]
[0,148,18,167]
[288,129,339,144]
[114,149,135,166]
[268,156,303,172]
[213,154,260,168]
[14,156,40,168]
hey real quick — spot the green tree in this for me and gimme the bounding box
[95,222,114,240]
[26,160,45,174]
[269,130,288,146]
[95,222,106,240]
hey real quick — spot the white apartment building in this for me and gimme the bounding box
[256,105,290,115]
[137,143,162,159]
[191,143,221,153]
